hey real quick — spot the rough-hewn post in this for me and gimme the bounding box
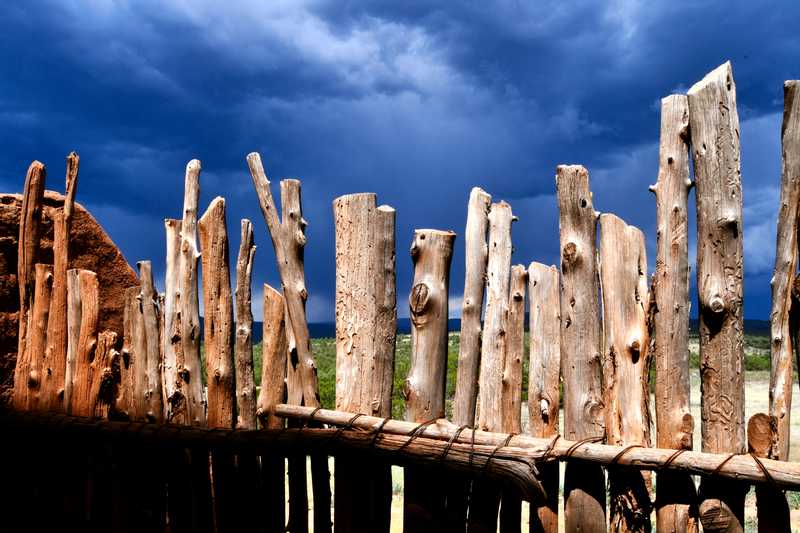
[454,187,492,426]
[13,161,46,411]
[527,262,560,533]
[199,197,235,430]
[115,286,138,418]
[179,160,205,426]
[65,269,81,413]
[332,193,396,532]
[138,261,163,423]
[556,164,606,532]
[162,218,187,424]
[599,214,652,533]
[770,80,800,461]
[747,414,790,533]
[650,94,697,532]
[22,264,54,411]
[688,61,746,532]
[87,330,118,418]
[42,152,79,411]
[69,269,99,417]
[235,219,257,430]
[403,228,455,532]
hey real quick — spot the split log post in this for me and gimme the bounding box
[688,61,746,532]
[770,80,800,461]
[649,94,697,532]
[162,218,187,424]
[257,285,288,533]
[747,414,790,532]
[471,201,514,532]
[42,152,79,411]
[599,214,652,532]
[403,229,456,532]
[556,164,606,532]
[179,160,205,426]
[137,261,164,423]
[12,161,46,411]
[69,269,99,417]
[454,187,492,425]
[247,154,330,533]
[332,193,397,532]
[235,219,257,430]
[499,264,527,533]
[22,264,54,411]
[527,263,561,533]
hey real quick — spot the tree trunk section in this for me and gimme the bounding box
[599,214,652,533]
[527,262,560,533]
[138,261,164,423]
[403,229,455,533]
[688,61,746,533]
[70,269,99,417]
[13,161,46,411]
[747,414,790,533]
[22,264,54,411]
[235,219,257,430]
[115,286,138,419]
[42,152,79,411]
[556,164,606,533]
[163,218,188,424]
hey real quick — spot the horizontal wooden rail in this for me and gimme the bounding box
[276,404,800,490]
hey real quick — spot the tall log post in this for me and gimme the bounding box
[163,218,187,424]
[235,219,257,430]
[69,269,99,417]
[199,197,235,430]
[403,229,455,532]
[179,160,205,426]
[688,61,746,532]
[116,286,138,418]
[42,152,79,411]
[65,269,81,413]
[499,264,527,533]
[556,164,606,533]
[770,80,800,461]
[747,414,790,533]
[599,214,652,533]
[23,264,54,411]
[247,154,330,533]
[332,193,396,532]
[455,187,492,425]
[257,287,289,533]
[650,94,698,532]
[12,161,46,411]
[527,263,560,533]
[87,330,119,419]
[138,261,164,423]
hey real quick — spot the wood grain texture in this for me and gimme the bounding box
[235,219,257,430]
[162,218,187,424]
[70,269,98,417]
[650,94,698,533]
[179,160,206,426]
[688,61,746,532]
[556,164,606,533]
[23,264,54,411]
[257,284,287,430]
[13,161,46,411]
[454,186,491,426]
[115,286,138,418]
[199,197,235,429]
[138,261,163,423]
[769,80,800,462]
[747,414,790,533]
[527,262,560,533]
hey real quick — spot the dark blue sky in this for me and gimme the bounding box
[2,1,799,321]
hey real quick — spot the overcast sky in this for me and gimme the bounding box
[2,1,799,321]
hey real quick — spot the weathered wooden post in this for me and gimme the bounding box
[42,152,79,411]
[599,214,652,533]
[403,228,455,532]
[688,61,746,532]
[235,219,257,430]
[69,269,99,417]
[116,286,137,418]
[257,284,288,533]
[179,159,206,426]
[333,193,396,532]
[248,154,330,533]
[556,164,606,533]
[24,263,54,410]
[12,161,45,411]
[138,261,164,423]
[650,94,697,533]
[454,187,492,425]
[747,414,790,533]
[527,262,560,533]
[162,218,186,423]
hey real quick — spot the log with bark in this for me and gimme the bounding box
[688,61,746,532]
[649,93,697,533]
[403,228,455,532]
[599,214,652,533]
[527,262,560,533]
[556,164,606,532]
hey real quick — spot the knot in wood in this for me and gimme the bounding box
[562,241,579,265]
[709,295,725,314]
[409,283,430,318]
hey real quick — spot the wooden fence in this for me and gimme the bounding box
[5,61,800,533]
